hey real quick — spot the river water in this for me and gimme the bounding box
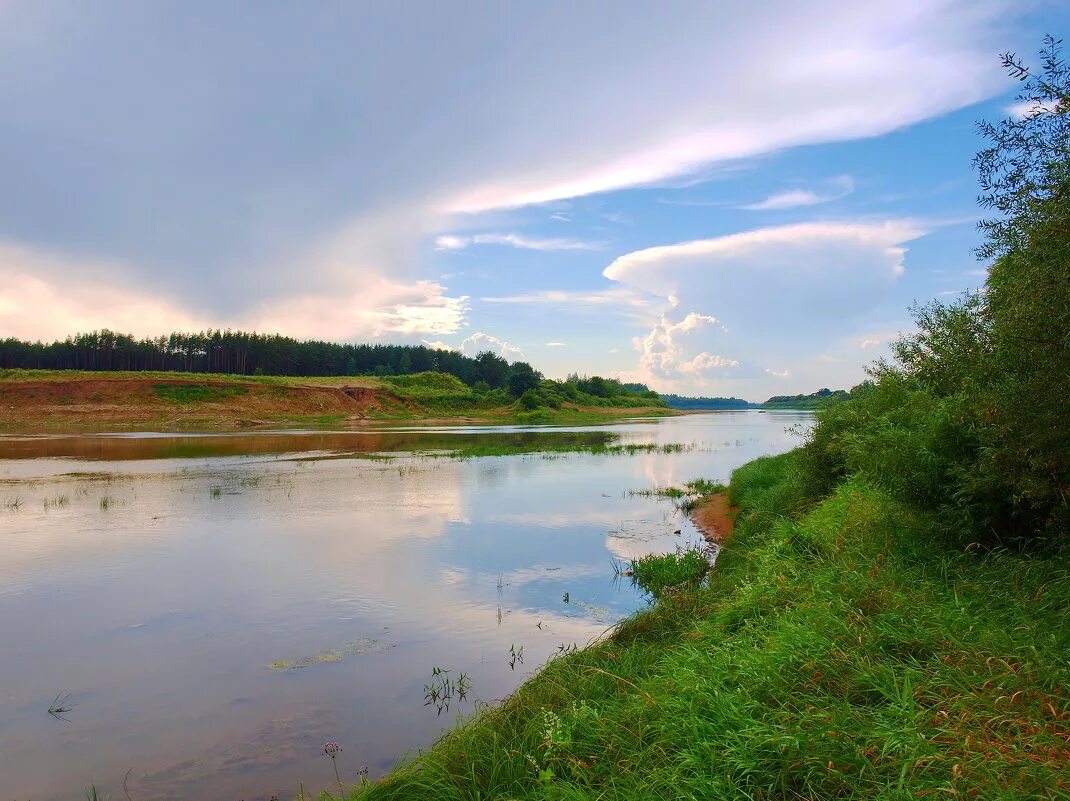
[0,411,810,800]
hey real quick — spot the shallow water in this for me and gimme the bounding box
[0,411,810,800]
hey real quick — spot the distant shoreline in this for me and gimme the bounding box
[0,369,675,432]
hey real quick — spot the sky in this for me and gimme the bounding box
[1,1,1067,400]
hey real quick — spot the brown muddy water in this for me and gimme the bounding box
[0,411,810,800]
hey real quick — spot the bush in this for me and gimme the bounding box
[518,389,543,411]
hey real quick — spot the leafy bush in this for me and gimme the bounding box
[797,39,1070,547]
[518,389,543,411]
[384,371,471,396]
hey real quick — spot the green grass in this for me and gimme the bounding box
[153,383,249,403]
[349,451,1070,800]
[628,477,728,511]
[629,547,711,598]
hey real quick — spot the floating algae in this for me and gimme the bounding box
[269,637,395,670]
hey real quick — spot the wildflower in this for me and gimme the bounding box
[324,741,345,797]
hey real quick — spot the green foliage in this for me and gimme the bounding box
[383,371,470,397]
[629,548,710,598]
[517,389,543,411]
[508,362,543,397]
[475,350,510,388]
[974,34,1070,262]
[153,383,249,404]
[662,393,756,410]
[762,387,849,409]
[797,39,1070,546]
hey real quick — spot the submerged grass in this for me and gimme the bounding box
[350,451,1070,800]
[628,477,728,511]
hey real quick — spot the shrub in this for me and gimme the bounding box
[518,389,543,410]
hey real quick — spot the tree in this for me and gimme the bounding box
[507,362,541,397]
[474,350,509,388]
[974,35,1070,261]
[801,36,1070,545]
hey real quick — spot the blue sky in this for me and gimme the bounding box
[1,1,1066,400]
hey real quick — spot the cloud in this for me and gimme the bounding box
[1004,100,1043,119]
[481,288,651,309]
[0,1,1012,328]
[765,369,791,378]
[0,241,468,342]
[631,312,737,380]
[460,332,524,360]
[859,338,882,348]
[606,220,925,391]
[434,233,603,252]
[546,341,567,347]
[741,175,854,210]
[421,340,456,351]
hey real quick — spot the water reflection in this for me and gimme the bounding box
[0,411,809,800]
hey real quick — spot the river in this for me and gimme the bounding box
[0,411,810,800]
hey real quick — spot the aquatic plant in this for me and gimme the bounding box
[48,691,74,722]
[629,478,727,512]
[629,545,713,598]
[423,667,471,715]
[509,643,524,670]
[43,494,71,510]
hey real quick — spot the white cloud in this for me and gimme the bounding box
[546,341,566,347]
[460,331,524,360]
[434,233,603,251]
[631,312,736,382]
[741,175,854,210]
[765,368,791,378]
[679,353,741,373]
[0,1,1012,328]
[859,338,881,348]
[0,241,468,342]
[1004,100,1043,119]
[606,221,925,393]
[421,340,456,351]
[481,288,655,319]
[251,280,468,339]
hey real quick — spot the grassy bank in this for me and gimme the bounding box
[348,452,1069,800]
[0,369,671,430]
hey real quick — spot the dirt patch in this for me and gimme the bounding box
[689,492,737,543]
[0,377,409,429]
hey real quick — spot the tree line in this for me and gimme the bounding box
[1,330,515,384]
[0,329,661,403]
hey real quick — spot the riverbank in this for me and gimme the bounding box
[688,491,737,542]
[349,451,1070,800]
[0,370,673,431]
